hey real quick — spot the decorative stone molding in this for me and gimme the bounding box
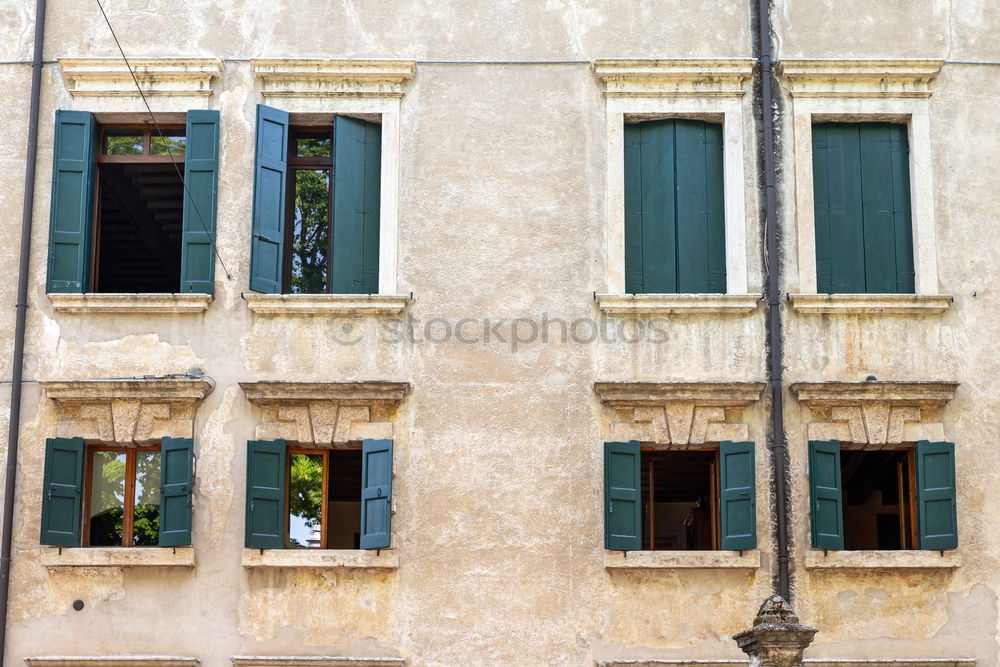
[789,381,958,445]
[604,549,760,570]
[804,549,961,570]
[232,659,405,667]
[733,596,817,667]
[594,382,765,446]
[240,382,410,444]
[244,293,409,315]
[252,59,416,99]
[593,59,756,97]
[48,293,212,314]
[38,547,195,569]
[241,549,399,569]
[58,58,222,97]
[25,659,199,667]
[778,59,943,98]
[597,661,976,667]
[787,294,953,314]
[596,293,760,315]
[40,378,214,445]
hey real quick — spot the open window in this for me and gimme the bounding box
[46,110,220,295]
[604,440,756,551]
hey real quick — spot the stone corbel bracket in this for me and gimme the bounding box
[778,59,943,98]
[593,58,755,98]
[252,59,416,98]
[790,381,959,446]
[594,381,766,446]
[240,381,411,444]
[40,378,215,445]
[58,57,223,97]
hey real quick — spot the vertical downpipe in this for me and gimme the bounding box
[1,0,47,659]
[756,0,791,600]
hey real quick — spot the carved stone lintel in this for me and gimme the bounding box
[733,596,818,667]
[593,58,756,98]
[58,57,222,98]
[778,59,943,98]
[252,59,416,99]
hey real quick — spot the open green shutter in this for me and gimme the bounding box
[623,124,645,293]
[46,110,96,294]
[245,439,286,548]
[720,441,756,550]
[180,110,220,295]
[808,440,844,549]
[860,123,914,293]
[916,440,957,550]
[813,124,866,293]
[604,441,641,551]
[249,104,289,294]
[158,437,194,547]
[40,437,85,547]
[360,438,393,549]
[332,116,381,294]
[675,120,726,293]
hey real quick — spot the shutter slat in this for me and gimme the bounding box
[808,440,845,549]
[158,437,194,547]
[40,437,85,547]
[245,439,286,549]
[604,441,642,551]
[249,105,289,294]
[46,110,97,294]
[916,440,957,550]
[360,439,393,549]
[719,441,756,550]
[180,110,220,294]
[332,116,381,295]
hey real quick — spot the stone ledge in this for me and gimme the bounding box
[804,549,961,570]
[252,59,416,98]
[787,294,952,314]
[38,547,195,569]
[41,378,215,403]
[789,381,959,406]
[593,59,755,98]
[240,381,410,405]
[241,549,399,569]
[25,658,198,667]
[48,293,213,314]
[244,293,409,315]
[595,381,766,406]
[778,59,944,98]
[597,661,976,667]
[596,294,760,315]
[58,57,222,97]
[604,550,761,570]
[232,658,405,667]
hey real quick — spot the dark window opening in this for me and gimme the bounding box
[841,449,915,550]
[287,448,362,549]
[641,450,719,550]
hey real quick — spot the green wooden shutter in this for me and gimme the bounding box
[40,437,85,547]
[245,439,286,549]
[360,438,393,549]
[180,110,220,295]
[916,440,957,550]
[46,110,97,294]
[813,124,866,293]
[623,124,645,293]
[332,116,381,294]
[249,105,289,294]
[808,440,844,549]
[675,120,726,293]
[604,441,641,551]
[633,120,676,293]
[158,437,194,547]
[719,441,756,550]
[860,123,914,293]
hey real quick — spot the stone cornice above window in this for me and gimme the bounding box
[231,658,405,667]
[789,381,959,406]
[252,59,416,98]
[777,59,944,98]
[58,57,222,97]
[592,58,755,98]
[25,658,199,667]
[594,381,766,406]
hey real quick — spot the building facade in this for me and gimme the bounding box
[0,0,998,665]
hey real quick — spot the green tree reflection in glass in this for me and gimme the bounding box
[290,169,330,294]
[89,450,126,546]
[132,451,161,546]
[288,453,323,547]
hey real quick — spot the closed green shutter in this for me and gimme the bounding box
[245,439,286,549]
[46,110,97,294]
[916,440,957,550]
[180,110,220,295]
[860,123,914,293]
[249,104,289,294]
[40,437,85,547]
[360,438,393,549]
[623,120,725,294]
[604,441,641,551]
[332,116,381,294]
[808,440,844,549]
[719,441,756,550]
[158,437,194,547]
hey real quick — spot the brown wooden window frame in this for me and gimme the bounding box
[82,443,162,548]
[281,126,335,294]
[284,444,362,550]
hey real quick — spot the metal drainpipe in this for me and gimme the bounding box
[1,0,47,658]
[756,0,791,601]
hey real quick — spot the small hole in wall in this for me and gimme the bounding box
[72,599,84,611]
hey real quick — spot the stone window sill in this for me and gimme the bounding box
[788,293,953,314]
[596,294,760,315]
[597,660,975,667]
[38,547,195,569]
[243,293,409,315]
[241,548,399,569]
[232,658,406,667]
[48,293,212,314]
[604,549,761,569]
[804,549,961,569]
[25,658,199,667]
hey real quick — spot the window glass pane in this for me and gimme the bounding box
[296,135,331,158]
[289,169,330,294]
[102,131,144,156]
[133,450,162,546]
[88,450,126,546]
[150,130,186,156]
[288,453,324,548]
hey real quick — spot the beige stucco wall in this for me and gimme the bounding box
[0,0,997,665]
